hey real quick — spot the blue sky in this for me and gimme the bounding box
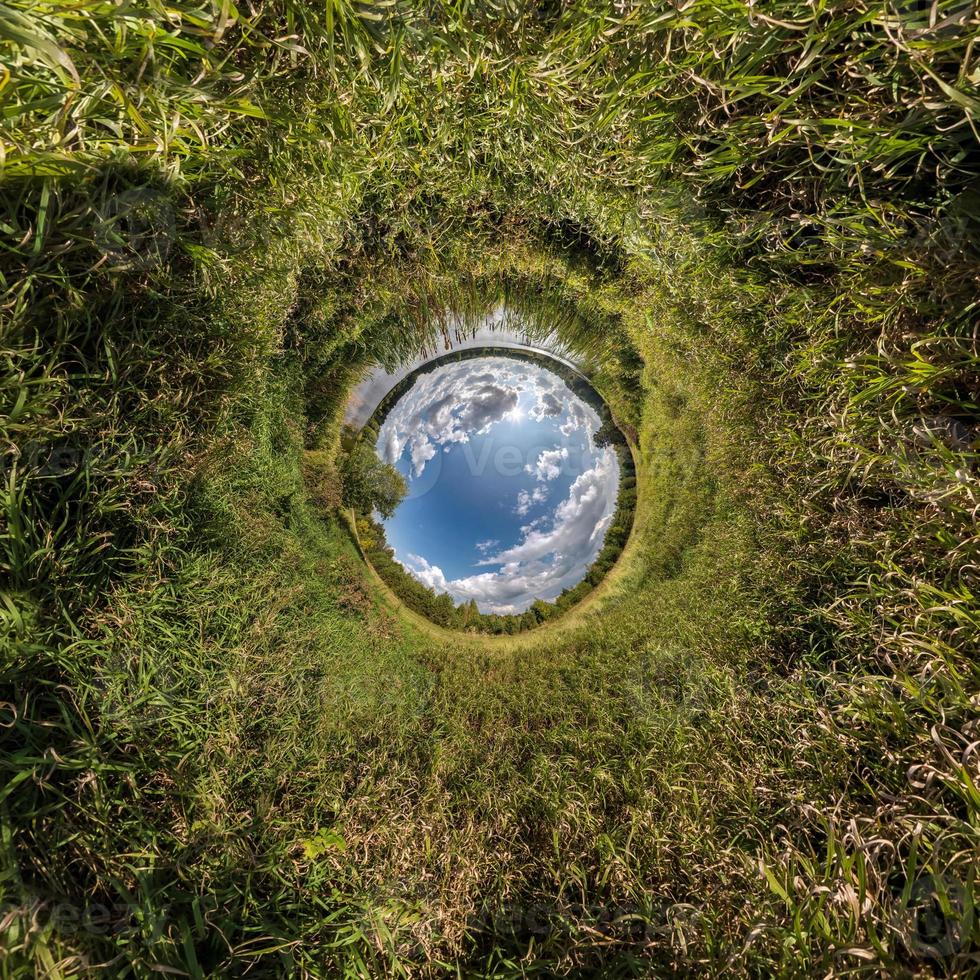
[375,356,620,614]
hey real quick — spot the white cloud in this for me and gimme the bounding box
[397,448,620,613]
[475,538,499,555]
[489,449,618,568]
[520,515,545,535]
[405,553,449,592]
[530,389,563,419]
[526,446,568,482]
[514,484,549,516]
[560,399,594,438]
[378,357,602,478]
[379,359,539,476]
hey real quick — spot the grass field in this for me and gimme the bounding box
[2,1,979,976]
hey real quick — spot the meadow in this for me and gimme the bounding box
[2,1,978,975]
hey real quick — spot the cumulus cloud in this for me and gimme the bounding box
[459,383,519,433]
[379,360,523,477]
[379,357,602,478]
[405,553,449,593]
[531,389,563,419]
[398,448,620,613]
[514,484,549,516]
[490,449,618,568]
[560,399,594,438]
[526,446,568,482]
[520,515,545,535]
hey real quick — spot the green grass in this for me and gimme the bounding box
[2,1,979,976]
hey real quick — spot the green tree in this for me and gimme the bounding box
[340,442,407,518]
[460,599,480,628]
[530,599,553,624]
[593,417,620,448]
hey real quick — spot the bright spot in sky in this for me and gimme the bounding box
[375,355,620,614]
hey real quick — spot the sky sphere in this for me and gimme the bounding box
[376,356,620,614]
